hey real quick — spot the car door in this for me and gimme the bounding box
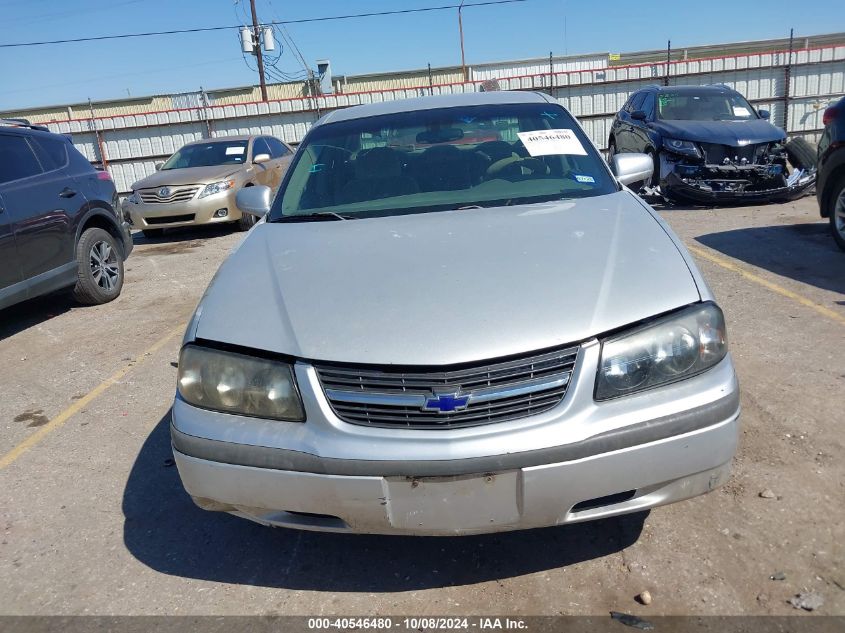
[616,91,647,153]
[248,137,276,188]
[265,137,294,191]
[0,132,81,286]
[0,189,22,304]
[630,92,656,152]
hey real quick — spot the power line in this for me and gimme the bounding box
[0,0,529,48]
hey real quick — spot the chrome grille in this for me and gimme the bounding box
[316,346,579,429]
[139,186,200,204]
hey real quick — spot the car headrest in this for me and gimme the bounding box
[355,147,403,179]
[416,128,464,145]
[476,140,517,162]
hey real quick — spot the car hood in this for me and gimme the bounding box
[131,165,242,190]
[192,191,701,365]
[653,119,785,146]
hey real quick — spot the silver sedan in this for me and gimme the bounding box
[170,91,739,535]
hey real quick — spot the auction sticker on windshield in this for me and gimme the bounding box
[225,146,246,155]
[517,129,587,156]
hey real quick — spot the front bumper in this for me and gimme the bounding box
[662,168,816,205]
[125,188,242,229]
[174,419,736,535]
[171,341,741,535]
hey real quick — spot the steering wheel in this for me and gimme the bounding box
[486,155,549,177]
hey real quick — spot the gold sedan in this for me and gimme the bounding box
[124,135,293,237]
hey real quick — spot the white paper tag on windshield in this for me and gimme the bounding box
[732,106,750,117]
[517,129,587,156]
[225,146,246,155]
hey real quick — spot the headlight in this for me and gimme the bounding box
[663,138,701,158]
[198,180,235,198]
[595,303,728,400]
[177,345,305,421]
[126,191,141,204]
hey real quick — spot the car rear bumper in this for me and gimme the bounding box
[125,189,242,229]
[173,414,738,535]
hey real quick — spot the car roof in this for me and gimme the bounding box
[0,122,71,142]
[318,91,554,126]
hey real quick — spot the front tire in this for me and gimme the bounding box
[646,149,660,188]
[829,175,845,252]
[72,228,124,305]
[236,212,258,231]
[785,137,817,171]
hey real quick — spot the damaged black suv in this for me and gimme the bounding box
[608,85,816,204]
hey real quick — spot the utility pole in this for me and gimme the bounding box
[249,0,268,101]
[784,28,794,132]
[458,1,468,82]
[88,98,108,171]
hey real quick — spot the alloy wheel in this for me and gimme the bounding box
[89,240,120,291]
[835,188,845,240]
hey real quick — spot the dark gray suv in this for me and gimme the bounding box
[0,120,133,311]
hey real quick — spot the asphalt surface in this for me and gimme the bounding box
[0,196,843,616]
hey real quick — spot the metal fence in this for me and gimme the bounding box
[41,43,845,194]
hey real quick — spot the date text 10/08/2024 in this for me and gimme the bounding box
[307,618,528,630]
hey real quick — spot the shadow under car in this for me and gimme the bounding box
[695,221,845,296]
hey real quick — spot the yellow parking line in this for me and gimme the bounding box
[0,326,183,471]
[687,244,845,327]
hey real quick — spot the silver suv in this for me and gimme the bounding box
[171,92,740,535]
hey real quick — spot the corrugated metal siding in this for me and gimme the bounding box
[0,106,69,124]
[266,82,309,100]
[109,160,163,194]
[473,54,607,80]
[86,97,166,118]
[103,124,207,160]
[210,111,315,145]
[207,87,264,105]
[170,92,205,109]
[343,70,464,93]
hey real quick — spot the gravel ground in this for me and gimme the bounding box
[0,196,842,616]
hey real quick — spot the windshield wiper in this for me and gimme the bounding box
[274,212,357,222]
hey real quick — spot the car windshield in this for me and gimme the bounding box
[270,103,616,221]
[160,140,249,169]
[656,91,758,121]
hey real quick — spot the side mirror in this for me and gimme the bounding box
[253,153,271,164]
[154,162,164,171]
[611,152,654,186]
[236,185,272,217]
[631,110,647,121]
[758,109,770,120]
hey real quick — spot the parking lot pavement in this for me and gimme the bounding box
[1,199,843,616]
